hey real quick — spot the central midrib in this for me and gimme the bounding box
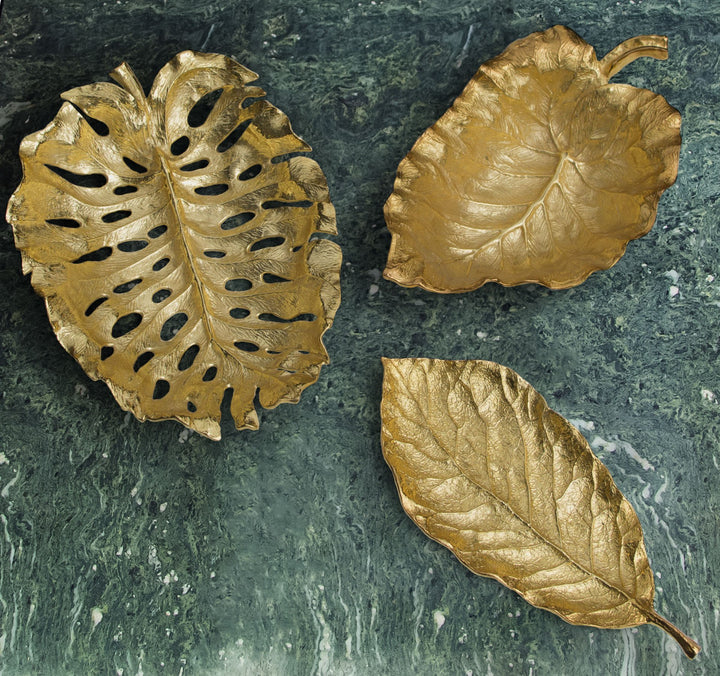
[129,80,242,373]
[159,159,218,346]
[157,156,289,385]
[472,153,569,257]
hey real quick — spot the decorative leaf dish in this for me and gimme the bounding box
[384,26,682,292]
[380,358,700,658]
[7,51,342,440]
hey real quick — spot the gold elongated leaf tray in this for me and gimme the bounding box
[7,51,342,440]
[381,358,700,658]
[384,26,682,292]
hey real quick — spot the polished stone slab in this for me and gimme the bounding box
[0,1,718,674]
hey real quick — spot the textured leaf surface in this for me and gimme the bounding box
[381,358,700,657]
[7,51,341,440]
[384,26,681,292]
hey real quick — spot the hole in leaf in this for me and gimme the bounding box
[187,402,197,413]
[46,218,81,228]
[204,250,226,258]
[188,89,223,127]
[292,245,303,252]
[102,209,132,223]
[217,118,252,152]
[114,185,137,195]
[234,341,259,352]
[258,312,316,323]
[221,212,254,230]
[250,236,285,251]
[100,345,114,360]
[178,344,200,371]
[73,247,112,264]
[263,273,289,284]
[229,308,250,319]
[118,240,148,252]
[46,165,107,188]
[298,350,309,355]
[202,366,217,382]
[153,258,170,271]
[153,379,170,399]
[160,313,188,341]
[258,313,287,323]
[113,278,142,294]
[309,232,334,242]
[267,350,281,354]
[271,151,308,164]
[225,278,252,292]
[170,136,190,156]
[238,164,262,181]
[152,289,172,303]
[181,159,209,172]
[123,157,148,174]
[70,103,110,136]
[133,351,154,372]
[195,184,229,196]
[222,387,236,419]
[85,297,108,316]
[262,200,312,209]
[241,96,264,109]
[111,312,142,338]
[148,225,168,238]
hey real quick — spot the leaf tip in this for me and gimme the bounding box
[109,61,146,102]
[382,232,423,289]
[382,261,421,290]
[380,356,405,373]
[234,408,260,432]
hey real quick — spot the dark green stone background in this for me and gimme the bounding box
[0,0,718,674]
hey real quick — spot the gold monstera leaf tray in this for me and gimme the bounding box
[7,51,342,440]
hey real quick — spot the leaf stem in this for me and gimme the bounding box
[109,62,147,103]
[599,35,669,79]
[646,609,701,659]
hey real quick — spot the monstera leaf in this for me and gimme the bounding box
[384,26,682,292]
[381,358,700,658]
[7,51,341,440]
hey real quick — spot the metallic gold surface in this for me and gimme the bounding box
[380,358,700,658]
[383,26,681,292]
[7,51,341,440]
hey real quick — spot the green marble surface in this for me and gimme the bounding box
[0,0,718,674]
